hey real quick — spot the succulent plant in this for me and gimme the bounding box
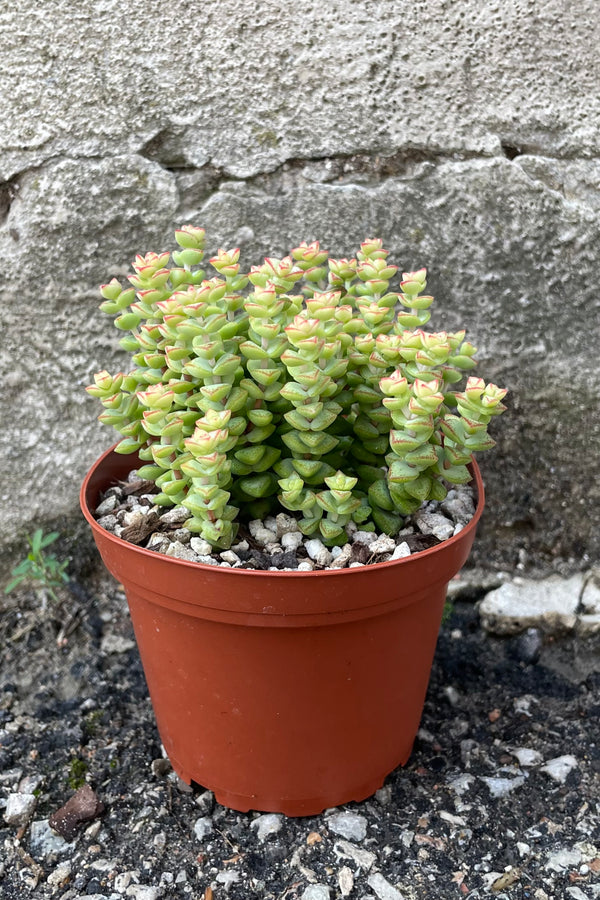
[87,228,507,549]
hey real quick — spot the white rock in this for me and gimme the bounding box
[264,542,282,554]
[369,536,396,554]
[97,514,119,532]
[375,785,392,806]
[581,578,600,613]
[126,887,163,900]
[165,541,201,562]
[159,507,190,525]
[193,816,213,840]
[414,510,455,542]
[231,539,249,553]
[304,539,333,566]
[352,530,378,545]
[390,542,411,560]
[219,550,240,565]
[216,871,240,888]
[281,531,303,551]
[540,755,578,783]
[114,871,140,891]
[367,872,406,900]
[248,519,277,545]
[30,819,76,855]
[446,773,475,796]
[545,847,583,871]
[275,513,300,537]
[338,866,354,897]
[189,537,213,556]
[122,508,151,526]
[441,496,473,524]
[297,560,315,571]
[264,515,278,532]
[250,813,283,840]
[302,887,331,900]
[197,555,219,566]
[509,747,543,767]
[146,533,171,552]
[4,792,36,825]
[566,887,590,900]
[331,545,353,569]
[453,523,465,536]
[480,774,526,797]
[47,861,72,886]
[333,839,376,871]
[100,633,136,654]
[479,575,583,635]
[349,561,365,568]
[95,495,119,516]
[327,811,367,841]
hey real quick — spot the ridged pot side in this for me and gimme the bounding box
[81,446,484,815]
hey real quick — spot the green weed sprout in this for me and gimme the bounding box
[5,529,69,603]
[87,229,507,549]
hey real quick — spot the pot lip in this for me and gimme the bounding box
[80,443,485,579]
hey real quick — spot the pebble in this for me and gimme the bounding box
[509,627,543,664]
[297,561,315,571]
[193,816,213,840]
[367,872,406,900]
[338,867,354,897]
[125,887,163,900]
[219,550,240,565]
[302,887,331,900]
[190,537,213,556]
[3,791,36,825]
[545,847,583,871]
[250,813,283,840]
[414,510,455,542]
[446,773,475,796]
[509,747,543,767]
[479,575,583,635]
[276,512,300,537]
[540,755,578,783]
[165,541,201,562]
[441,495,474,525]
[326,811,367,841]
[47,861,72,886]
[331,544,353,568]
[281,531,303,551]
[216,871,240,888]
[159,507,190,525]
[249,519,277,545]
[146,533,171,553]
[30,818,76,855]
[390,542,411,560]
[194,790,215,815]
[97,514,119,531]
[352,531,378,546]
[368,535,396,554]
[100,634,136,654]
[333,839,377,870]
[480,774,526,798]
[305,538,333,567]
[95,495,119,516]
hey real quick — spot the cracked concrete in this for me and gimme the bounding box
[1,1,600,567]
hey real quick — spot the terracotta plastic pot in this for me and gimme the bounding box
[81,445,484,816]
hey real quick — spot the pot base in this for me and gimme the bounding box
[169,751,411,816]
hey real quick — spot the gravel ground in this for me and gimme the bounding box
[1,564,599,900]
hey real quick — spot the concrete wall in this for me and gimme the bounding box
[1,0,599,570]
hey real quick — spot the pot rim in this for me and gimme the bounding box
[80,443,485,579]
